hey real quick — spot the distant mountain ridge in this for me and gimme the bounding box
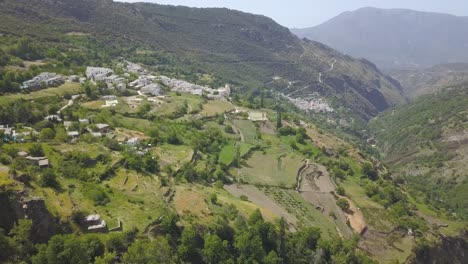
[0,0,404,119]
[292,7,468,69]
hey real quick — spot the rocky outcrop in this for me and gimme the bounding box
[407,232,467,264]
[0,190,70,243]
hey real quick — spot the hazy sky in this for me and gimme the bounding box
[116,0,468,28]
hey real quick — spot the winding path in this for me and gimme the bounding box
[57,99,73,114]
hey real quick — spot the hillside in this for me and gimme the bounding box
[292,7,468,70]
[0,1,465,263]
[370,84,468,220]
[0,0,404,119]
[387,63,468,98]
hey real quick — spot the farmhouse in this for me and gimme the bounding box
[26,156,49,168]
[84,214,108,233]
[17,151,28,157]
[79,119,90,125]
[95,123,110,134]
[248,111,268,121]
[67,131,80,138]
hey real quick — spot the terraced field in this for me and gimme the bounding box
[236,151,303,188]
[200,100,235,117]
[232,119,258,144]
[260,186,338,239]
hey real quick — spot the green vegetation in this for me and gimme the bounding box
[0,1,464,263]
[370,84,468,220]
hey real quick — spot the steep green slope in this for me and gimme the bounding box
[387,63,468,98]
[370,84,468,220]
[0,0,404,119]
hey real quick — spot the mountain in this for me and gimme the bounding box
[292,7,468,70]
[370,84,468,220]
[387,63,468,98]
[0,0,404,119]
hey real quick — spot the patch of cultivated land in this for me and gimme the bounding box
[260,186,338,238]
[236,151,303,188]
[0,82,81,105]
[174,185,212,223]
[360,230,414,264]
[218,142,254,165]
[34,168,169,231]
[153,144,194,169]
[200,100,235,117]
[232,119,258,144]
[224,184,298,230]
[298,163,354,238]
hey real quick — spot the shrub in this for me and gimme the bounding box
[336,198,350,211]
[336,186,346,196]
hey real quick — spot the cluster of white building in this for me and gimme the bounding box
[129,75,162,96]
[21,72,65,90]
[285,96,334,113]
[157,76,230,99]
[85,67,126,90]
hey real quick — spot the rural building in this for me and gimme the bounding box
[44,115,63,122]
[84,214,108,233]
[248,111,268,121]
[67,131,80,138]
[17,151,28,157]
[79,119,90,125]
[95,124,110,134]
[26,156,49,168]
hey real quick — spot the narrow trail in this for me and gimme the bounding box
[327,58,337,72]
[57,99,73,114]
[280,57,335,97]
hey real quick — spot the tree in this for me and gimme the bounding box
[276,109,282,129]
[29,143,45,156]
[202,234,229,264]
[83,235,105,262]
[336,186,346,196]
[278,217,287,262]
[234,229,265,264]
[248,209,264,226]
[39,169,59,188]
[264,251,280,264]
[32,235,88,264]
[337,198,350,211]
[122,237,174,264]
[9,219,34,262]
[209,193,218,204]
[363,163,378,181]
[0,228,15,262]
[177,226,202,262]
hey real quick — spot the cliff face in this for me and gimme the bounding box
[408,233,467,264]
[0,190,70,243]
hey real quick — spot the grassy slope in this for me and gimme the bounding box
[370,84,468,221]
